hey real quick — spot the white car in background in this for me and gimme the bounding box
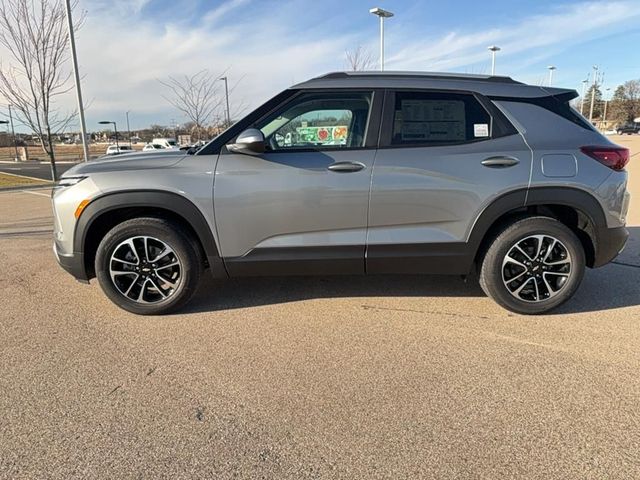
[142,143,164,151]
[105,145,133,155]
[152,138,179,149]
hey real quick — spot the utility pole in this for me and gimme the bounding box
[64,0,89,163]
[8,105,18,161]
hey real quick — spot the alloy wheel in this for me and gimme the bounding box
[501,234,572,303]
[109,236,182,304]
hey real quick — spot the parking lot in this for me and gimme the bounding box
[1,136,639,479]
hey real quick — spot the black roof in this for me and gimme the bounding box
[292,71,575,99]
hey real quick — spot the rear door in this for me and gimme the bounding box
[214,89,382,276]
[367,89,531,274]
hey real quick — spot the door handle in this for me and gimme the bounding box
[481,156,520,168]
[327,161,366,173]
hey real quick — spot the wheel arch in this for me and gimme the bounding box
[469,187,606,269]
[75,190,227,280]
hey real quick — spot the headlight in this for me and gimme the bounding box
[55,176,87,188]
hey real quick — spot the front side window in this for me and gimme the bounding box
[257,91,372,151]
[391,91,492,146]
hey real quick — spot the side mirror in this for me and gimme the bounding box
[227,128,265,155]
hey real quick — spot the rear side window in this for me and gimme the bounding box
[490,92,594,132]
[391,91,492,146]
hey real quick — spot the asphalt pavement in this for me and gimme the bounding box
[0,161,78,181]
[2,136,640,479]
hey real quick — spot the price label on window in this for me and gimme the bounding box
[474,123,489,137]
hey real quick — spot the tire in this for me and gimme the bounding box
[95,217,203,315]
[479,216,585,315]
[617,130,622,135]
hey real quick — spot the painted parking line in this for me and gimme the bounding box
[0,170,51,182]
[20,190,51,198]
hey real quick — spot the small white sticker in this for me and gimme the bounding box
[474,123,489,137]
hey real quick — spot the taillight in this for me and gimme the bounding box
[580,145,629,171]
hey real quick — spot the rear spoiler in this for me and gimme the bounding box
[489,87,578,102]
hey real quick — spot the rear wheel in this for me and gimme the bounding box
[95,217,202,315]
[479,216,585,314]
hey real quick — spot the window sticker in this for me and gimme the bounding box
[399,99,466,142]
[474,123,489,137]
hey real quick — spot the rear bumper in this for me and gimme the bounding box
[53,242,89,283]
[593,226,629,267]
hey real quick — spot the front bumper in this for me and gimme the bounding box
[53,242,89,284]
[593,226,629,268]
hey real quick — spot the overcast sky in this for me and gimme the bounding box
[2,0,640,132]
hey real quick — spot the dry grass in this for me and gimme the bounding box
[0,172,50,188]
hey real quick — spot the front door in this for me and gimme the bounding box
[214,90,381,276]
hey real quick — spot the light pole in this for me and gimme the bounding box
[488,46,501,75]
[603,87,611,126]
[370,7,394,71]
[589,65,599,123]
[219,77,231,127]
[580,78,588,114]
[547,65,556,86]
[0,120,9,159]
[99,121,119,150]
[7,105,19,161]
[126,111,132,148]
[64,0,89,163]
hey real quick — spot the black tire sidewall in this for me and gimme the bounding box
[95,218,201,315]
[480,217,585,315]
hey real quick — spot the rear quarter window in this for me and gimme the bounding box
[490,92,595,132]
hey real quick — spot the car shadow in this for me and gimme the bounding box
[183,227,640,315]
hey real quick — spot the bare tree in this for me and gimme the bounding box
[345,46,375,71]
[159,70,228,141]
[0,0,84,180]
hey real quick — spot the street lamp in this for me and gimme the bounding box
[126,111,132,148]
[8,105,19,162]
[64,0,89,163]
[488,45,500,75]
[603,87,611,125]
[547,65,556,86]
[0,120,8,145]
[589,65,599,122]
[370,7,394,71]
[99,121,119,150]
[219,77,231,127]
[580,78,589,114]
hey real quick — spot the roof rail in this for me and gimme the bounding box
[316,71,523,85]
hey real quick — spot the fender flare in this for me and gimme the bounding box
[74,190,227,279]
[467,186,607,261]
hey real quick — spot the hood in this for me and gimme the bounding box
[62,149,187,177]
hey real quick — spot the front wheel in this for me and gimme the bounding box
[479,217,585,315]
[95,217,202,315]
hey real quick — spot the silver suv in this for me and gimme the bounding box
[52,72,630,315]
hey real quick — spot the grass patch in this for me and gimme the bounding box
[0,172,51,188]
